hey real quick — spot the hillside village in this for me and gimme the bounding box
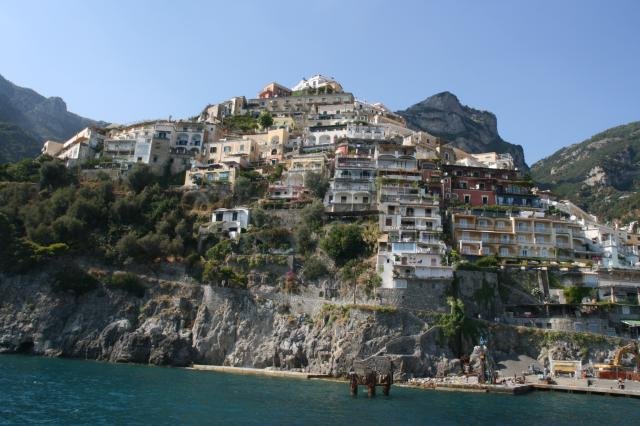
[34,74,640,340]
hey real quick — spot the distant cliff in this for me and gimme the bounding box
[397,92,528,170]
[0,74,105,163]
[531,121,640,222]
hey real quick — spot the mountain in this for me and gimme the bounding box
[397,92,528,170]
[0,74,105,163]
[531,121,640,222]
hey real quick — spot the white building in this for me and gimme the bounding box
[292,74,343,93]
[41,127,105,167]
[211,207,250,239]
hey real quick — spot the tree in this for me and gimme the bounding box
[299,200,324,230]
[304,171,329,199]
[320,223,368,266]
[295,223,315,256]
[127,163,156,193]
[257,111,274,129]
[39,160,74,190]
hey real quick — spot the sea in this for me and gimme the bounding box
[1,355,639,425]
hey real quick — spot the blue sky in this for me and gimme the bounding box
[1,0,639,164]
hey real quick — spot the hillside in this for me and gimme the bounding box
[396,92,528,170]
[0,74,105,163]
[531,121,640,222]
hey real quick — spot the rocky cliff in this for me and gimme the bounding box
[531,121,640,222]
[397,92,528,170]
[0,74,105,163]
[0,269,626,379]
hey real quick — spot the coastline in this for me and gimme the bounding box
[189,363,640,399]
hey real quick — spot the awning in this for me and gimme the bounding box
[621,320,640,327]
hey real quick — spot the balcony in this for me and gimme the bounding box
[534,227,551,234]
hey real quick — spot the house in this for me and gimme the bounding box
[184,163,237,188]
[42,127,105,167]
[211,207,250,239]
[292,74,343,93]
[258,82,292,99]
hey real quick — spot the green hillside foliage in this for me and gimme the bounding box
[531,121,640,221]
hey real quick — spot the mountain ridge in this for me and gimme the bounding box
[396,91,528,170]
[531,120,640,222]
[0,74,105,163]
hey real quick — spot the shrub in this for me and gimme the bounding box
[304,171,329,199]
[295,223,315,255]
[106,272,146,297]
[258,111,274,129]
[52,264,99,295]
[206,239,233,260]
[127,164,156,193]
[202,260,246,287]
[320,223,368,266]
[474,255,499,268]
[302,257,329,281]
[563,286,594,304]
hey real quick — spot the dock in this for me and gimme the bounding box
[533,383,640,399]
[190,364,332,380]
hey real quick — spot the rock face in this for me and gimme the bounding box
[0,270,625,379]
[531,121,640,221]
[0,74,105,163]
[397,92,528,170]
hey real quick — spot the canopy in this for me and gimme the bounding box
[621,320,640,328]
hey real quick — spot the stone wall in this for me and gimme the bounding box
[378,278,452,312]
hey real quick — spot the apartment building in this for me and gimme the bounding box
[324,140,377,213]
[184,163,238,188]
[442,163,540,208]
[449,210,601,261]
[375,142,452,288]
[42,127,105,167]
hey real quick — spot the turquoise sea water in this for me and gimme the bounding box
[1,355,639,425]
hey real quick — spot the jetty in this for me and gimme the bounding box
[190,364,331,380]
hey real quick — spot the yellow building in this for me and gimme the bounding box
[450,211,590,261]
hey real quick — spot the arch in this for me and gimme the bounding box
[191,134,202,146]
[319,134,331,145]
[271,149,278,156]
[307,135,317,145]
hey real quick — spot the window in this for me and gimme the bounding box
[460,181,468,189]
[463,195,470,204]
[153,156,158,163]
[210,147,217,153]
[341,196,347,203]
[240,145,245,152]
[215,213,223,221]
[386,218,392,226]
[223,146,231,153]
[521,249,528,257]
[232,212,238,221]
[500,248,509,256]
[482,196,488,205]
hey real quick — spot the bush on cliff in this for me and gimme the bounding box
[106,272,146,298]
[320,223,369,266]
[52,264,99,295]
[302,257,329,281]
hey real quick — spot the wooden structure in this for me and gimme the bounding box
[349,356,393,397]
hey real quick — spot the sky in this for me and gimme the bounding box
[1,0,639,164]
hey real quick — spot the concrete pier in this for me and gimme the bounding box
[190,364,331,380]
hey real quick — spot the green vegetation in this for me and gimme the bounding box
[257,111,274,129]
[52,264,100,295]
[320,223,370,266]
[563,285,594,304]
[304,171,329,199]
[530,121,640,221]
[0,157,198,274]
[106,272,146,297]
[302,257,329,281]
[222,114,258,133]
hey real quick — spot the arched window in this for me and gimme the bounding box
[271,149,278,156]
[307,135,316,145]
